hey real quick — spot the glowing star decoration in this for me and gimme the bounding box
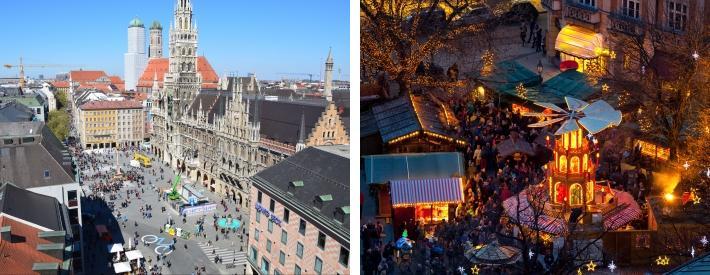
[683,161,690,170]
[601,83,609,93]
[701,236,708,247]
[692,50,700,60]
[471,265,480,275]
[608,261,617,273]
[586,260,597,271]
[656,256,670,266]
[529,249,534,259]
[458,266,465,274]
[693,194,701,205]
[577,268,583,275]
[610,51,617,60]
[516,83,527,99]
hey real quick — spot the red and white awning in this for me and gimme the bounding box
[390,178,464,207]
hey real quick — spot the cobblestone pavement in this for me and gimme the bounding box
[79,148,249,274]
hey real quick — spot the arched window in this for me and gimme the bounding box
[570,156,580,173]
[570,184,583,205]
[583,154,588,171]
[554,182,566,203]
[587,181,595,203]
[571,131,577,149]
[559,155,567,173]
[181,47,186,56]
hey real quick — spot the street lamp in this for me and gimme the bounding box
[537,60,544,82]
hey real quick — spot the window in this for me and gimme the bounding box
[22,137,35,143]
[577,0,595,7]
[44,170,50,178]
[261,257,270,274]
[279,251,286,265]
[266,241,271,252]
[274,270,282,275]
[294,265,302,275]
[317,232,326,250]
[298,219,306,235]
[281,230,288,245]
[255,212,261,223]
[3,139,13,145]
[296,242,304,258]
[270,199,275,212]
[257,191,262,204]
[268,219,274,233]
[283,209,290,223]
[339,247,349,267]
[668,1,687,31]
[314,257,323,275]
[249,246,258,262]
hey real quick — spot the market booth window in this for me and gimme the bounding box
[389,178,464,226]
[555,25,606,73]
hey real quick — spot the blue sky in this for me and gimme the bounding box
[0,0,349,81]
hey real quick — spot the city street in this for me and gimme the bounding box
[77,147,249,275]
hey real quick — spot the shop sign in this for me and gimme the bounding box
[181,203,217,216]
[255,203,282,226]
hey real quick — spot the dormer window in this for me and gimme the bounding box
[313,194,332,210]
[334,206,349,223]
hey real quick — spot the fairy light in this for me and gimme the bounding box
[516,82,527,99]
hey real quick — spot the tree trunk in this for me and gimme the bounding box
[397,76,412,97]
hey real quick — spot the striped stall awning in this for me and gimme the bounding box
[390,178,464,207]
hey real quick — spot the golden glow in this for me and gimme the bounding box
[586,260,597,271]
[586,181,595,203]
[570,183,583,205]
[571,131,577,149]
[559,155,567,173]
[476,86,485,97]
[664,193,675,202]
[471,265,480,275]
[634,140,670,161]
[583,154,588,171]
[555,25,605,59]
[653,171,681,197]
[570,156,580,173]
[656,256,670,265]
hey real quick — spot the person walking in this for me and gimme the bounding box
[527,19,536,44]
[519,22,527,47]
[535,27,543,52]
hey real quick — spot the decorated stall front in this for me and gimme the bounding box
[390,177,465,236]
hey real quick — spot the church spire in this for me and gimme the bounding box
[324,47,333,102]
[296,111,306,152]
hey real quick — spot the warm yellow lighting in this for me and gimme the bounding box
[471,265,480,275]
[586,260,597,271]
[477,86,485,97]
[664,193,675,202]
[656,255,670,265]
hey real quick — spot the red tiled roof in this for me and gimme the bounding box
[129,92,149,101]
[0,216,62,275]
[137,56,219,89]
[78,83,113,93]
[69,70,108,82]
[80,100,143,110]
[108,76,125,84]
[52,81,70,88]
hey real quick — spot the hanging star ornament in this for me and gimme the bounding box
[577,268,583,275]
[586,260,597,271]
[601,83,609,93]
[457,266,465,274]
[693,194,701,204]
[701,236,708,247]
[656,256,670,265]
[529,249,535,259]
[608,261,617,273]
[471,265,480,275]
[683,161,690,170]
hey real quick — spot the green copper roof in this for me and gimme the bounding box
[150,20,162,30]
[129,17,144,28]
[318,194,333,202]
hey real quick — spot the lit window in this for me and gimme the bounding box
[570,157,580,173]
[570,184,583,205]
[559,155,567,173]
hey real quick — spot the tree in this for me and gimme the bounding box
[47,110,70,141]
[55,90,68,110]
[599,9,709,161]
[360,0,514,95]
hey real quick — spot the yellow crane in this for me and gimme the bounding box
[4,57,73,89]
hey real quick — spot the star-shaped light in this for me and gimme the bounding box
[683,161,690,170]
[577,268,583,275]
[529,249,534,259]
[701,236,708,247]
[692,50,700,60]
[608,261,617,273]
[601,83,609,93]
[471,265,480,275]
[610,51,617,59]
[691,246,696,258]
[586,260,597,271]
[693,195,701,205]
[458,266,465,274]
[656,256,670,265]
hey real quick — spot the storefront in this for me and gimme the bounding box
[554,25,607,73]
[389,178,465,236]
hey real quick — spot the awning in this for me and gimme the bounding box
[390,178,464,207]
[555,25,604,59]
[113,262,132,274]
[107,243,124,253]
[125,250,144,261]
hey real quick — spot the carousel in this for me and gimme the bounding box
[502,97,642,235]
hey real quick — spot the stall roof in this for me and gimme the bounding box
[113,262,131,274]
[467,60,541,93]
[390,178,464,207]
[499,70,599,104]
[125,250,144,261]
[362,152,465,185]
[370,94,460,144]
[555,24,604,59]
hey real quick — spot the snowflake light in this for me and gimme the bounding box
[683,161,690,170]
[608,261,617,273]
[529,249,534,260]
[701,236,708,247]
[691,246,696,258]
[458,266,465,274]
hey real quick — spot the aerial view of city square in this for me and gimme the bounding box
[0,0,350,274]
[360,0,708,274]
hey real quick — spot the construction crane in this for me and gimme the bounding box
[276,72,318,82]
[4,57,73,89]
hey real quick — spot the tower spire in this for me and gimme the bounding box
[296,111,306,152]
[324,47,333,102]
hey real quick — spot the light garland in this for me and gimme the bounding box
[516,82,527,100]
[655,255,670,266]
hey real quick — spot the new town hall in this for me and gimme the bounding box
[149,0,348,207]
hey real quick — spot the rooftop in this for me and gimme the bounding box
[69,70,109,83]
[79,100,142,110]
[137,57,219,89]
[252,146,350,245]
[0,183,67,231]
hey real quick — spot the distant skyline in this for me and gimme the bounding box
[0,0,349,81]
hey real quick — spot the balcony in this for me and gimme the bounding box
[542,0,561,11]
[565,0,600,24]
[608,10,644,36]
